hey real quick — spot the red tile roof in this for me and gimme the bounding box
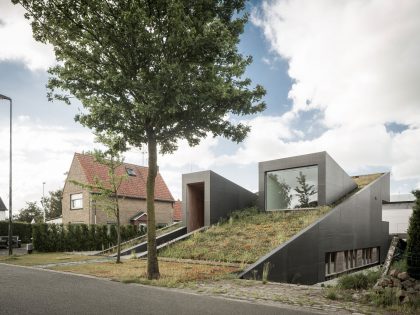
[75,153,174,202]
[173,200,182,221]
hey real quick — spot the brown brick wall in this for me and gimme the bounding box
[93,197,173,225]
[62,155,173,225]
[62,156,91,224]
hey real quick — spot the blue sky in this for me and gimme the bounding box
[1,0,420,212]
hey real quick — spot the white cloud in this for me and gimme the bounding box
[0,118,95,212]
[0,2,55,71]
[252,0,420,128]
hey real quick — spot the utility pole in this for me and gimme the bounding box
[0,94,13,256]
[42,182,46,222]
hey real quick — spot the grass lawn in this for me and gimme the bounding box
[0,252,100,266]
[49,259,239,288]
[159,207,331,264]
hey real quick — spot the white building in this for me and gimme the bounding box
[0,197,6,221]
[382,193,415,238]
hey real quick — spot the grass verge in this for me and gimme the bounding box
[0,252,100,266]
[49,259,239,288]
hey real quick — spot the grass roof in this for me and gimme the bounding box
[159,207,330,265]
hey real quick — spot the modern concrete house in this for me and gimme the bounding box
[383,193,415,238]
[62,153,175,226]
[182,151,391,284]
[182,170,256,232]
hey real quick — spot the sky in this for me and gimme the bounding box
[1,0,420,214]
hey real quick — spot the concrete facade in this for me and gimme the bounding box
[241,172,391,284]
[258,152,357,210]
[382,194,415,237]
[62,155,173,225]
[182,170,257,232]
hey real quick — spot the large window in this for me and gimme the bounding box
[70,193,83,210]
[266,165,318,210]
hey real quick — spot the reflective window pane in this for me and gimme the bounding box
[266,165,318,210]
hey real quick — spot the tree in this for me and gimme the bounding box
[268,174,292,209]
[15,0,266,279]
[71,133,127,263]
[41,189,63,220]
[14,202,43,223]
[294,172,317,208]
[407,190,420,279]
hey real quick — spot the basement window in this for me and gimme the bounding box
[126,168,136,176]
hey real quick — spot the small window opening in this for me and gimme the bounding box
[126,168,136,176]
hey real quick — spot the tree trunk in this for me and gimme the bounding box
[146,135,160,279]
[116,203,122,264]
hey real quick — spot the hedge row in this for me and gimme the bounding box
[32,223,144,252]
[0,221,32,243]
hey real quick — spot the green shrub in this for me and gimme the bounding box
[407,190,420,279]
[337,269,380,290]
[31,223,142,252]
[0,221,32,243]
[338,273,368,290]
[325,287,338,300]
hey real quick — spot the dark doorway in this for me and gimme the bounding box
[187,182,205,232]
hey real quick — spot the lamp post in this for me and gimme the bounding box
[0,94,12,256]
[42,182,46,222]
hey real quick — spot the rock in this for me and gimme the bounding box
[351,293,361,301]
[392,278,402,288]
[389,269,399,277]
[378,278,391,287]
[414,283,420,291]
[402,279,414,289]
[395,289,406,302]
[373,284,383,292]
[402,295,411,304]
[397,272,409,281]
[406,287,416,294]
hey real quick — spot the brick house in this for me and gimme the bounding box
[62,153,175,226]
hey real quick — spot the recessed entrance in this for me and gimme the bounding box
[187,182,205,232]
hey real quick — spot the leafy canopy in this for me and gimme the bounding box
[14,0,266,151]
[14,201,43,223]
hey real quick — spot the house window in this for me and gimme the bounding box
[266,165,318,210]
[126,167,136,176]
[70,193,83,210]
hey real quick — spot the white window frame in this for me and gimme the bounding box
[70,193,83,210]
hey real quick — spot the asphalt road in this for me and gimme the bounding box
[0,263,321,315]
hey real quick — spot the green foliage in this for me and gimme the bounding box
[14,0,266,153]
[262,262,271,284]
[407,190,420,279]
[365,288,399,307]
[0,221,32,243]
[337,270,380,290]
[325,287,338,300]
[14,201,43,223]
[41,189,63,220]
[32,223,141,252]
[294,172,317,208]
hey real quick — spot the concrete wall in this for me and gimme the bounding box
[258,151,357,210]
[241,173,391,284]
[182,170,256,232]
[383,202,414,236]
[325,153,358,204]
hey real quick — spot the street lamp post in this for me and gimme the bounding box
[0,94,12,256]
[42,182,46,222]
